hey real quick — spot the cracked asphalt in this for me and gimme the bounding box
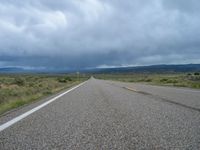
[0,78,200,149]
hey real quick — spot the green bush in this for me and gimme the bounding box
[160,78,168,82]
[42,90,52,95]
[194,72,200,75]
[166,79,178,84]
[14,77,25,86]
[58,76,72,83]
[28,82,34,87]
[145,79,152,82]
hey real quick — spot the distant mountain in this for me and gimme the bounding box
[86,64,200,74]
[0,67,77,74]
[1,64,200,74]
[0,67,25,73]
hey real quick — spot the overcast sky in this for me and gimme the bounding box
[0,0,200,69]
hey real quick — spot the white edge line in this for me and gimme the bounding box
[0,80,87,132]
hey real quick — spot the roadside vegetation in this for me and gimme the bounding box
[0,74,88,115]
[94,72,200,89]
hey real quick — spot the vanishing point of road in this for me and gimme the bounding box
[0,78,200,149]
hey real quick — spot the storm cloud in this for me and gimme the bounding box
[0,0,200,69]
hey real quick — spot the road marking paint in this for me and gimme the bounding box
[0,81,87,132]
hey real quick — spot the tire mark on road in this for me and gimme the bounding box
[123,87,200,113]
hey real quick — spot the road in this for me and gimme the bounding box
[0,78,200,149]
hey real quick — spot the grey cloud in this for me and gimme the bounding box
[162,0,200,13]
[0,0,200,70]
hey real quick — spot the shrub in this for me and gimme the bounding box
[14,77,25,86]
[58,76,72,83]
[160,78,168,82]
[58,78,66,83]
[145,79,152,82]
[166,79,178,84]
[64,76,72,81]
[28,82,34,87]
[194,72,200,75]
[42,90,52,95]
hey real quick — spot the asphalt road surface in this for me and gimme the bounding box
[0,78,200,149]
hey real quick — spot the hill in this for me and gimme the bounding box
[87,64,200,74]
[1,64,200,74]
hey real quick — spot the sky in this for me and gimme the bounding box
[0,0,200,70]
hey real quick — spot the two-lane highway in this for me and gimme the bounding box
[0,78,200,149]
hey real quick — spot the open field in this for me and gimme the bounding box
[0,74,89,115]
[94,73,200,89]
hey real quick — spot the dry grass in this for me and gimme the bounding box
[94,73,200,89]
[0,74,88,115]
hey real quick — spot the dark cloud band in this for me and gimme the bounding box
[0,0,200,69]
